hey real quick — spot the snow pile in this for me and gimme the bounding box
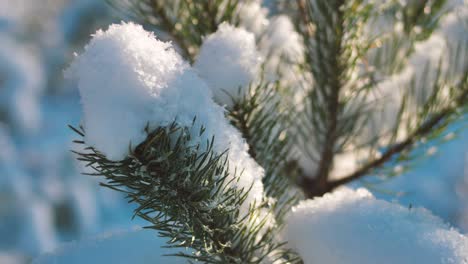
[284,188,468,264]
[69,22,265,215]
[194,22,261,107]
[33,228,186,264]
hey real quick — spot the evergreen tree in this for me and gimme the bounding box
[67,0,467,263]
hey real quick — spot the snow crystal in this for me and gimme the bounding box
[33,228,187,264]
[69,22,265,215]
[194,23,261,107]
[284,187,468,264]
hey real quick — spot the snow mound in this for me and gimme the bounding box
[194,22,260,107]
[285,187,468,264]
[68,22,265,215]
[33,228,186,264]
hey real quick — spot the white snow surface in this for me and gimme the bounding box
[284,187,468,264]
[194,23,261,108]
[69,22,265,215]
[33,228,186,264]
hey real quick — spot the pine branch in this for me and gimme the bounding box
[71,122,300,263]
[366,0,450,77]
[148,0,192,58]
[401,0,447,39]
[295,0,465,198]
[310,75,468,195]
[297,0,373,197]
[227,81,304,223]
[304,0,345,193]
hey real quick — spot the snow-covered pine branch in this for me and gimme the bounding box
[27,0,468,263]
[58,19,468,264]
[66,22,296,263]
[195,22,303,219]
[292,0,467,197]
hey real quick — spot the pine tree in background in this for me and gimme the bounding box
[65,0,467,263]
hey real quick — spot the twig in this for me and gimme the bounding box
[328,89,467,189]
[303,88,467,197]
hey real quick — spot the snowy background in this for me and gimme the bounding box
[0,1,149,263]
[0,0,466,263]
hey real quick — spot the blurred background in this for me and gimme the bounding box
[0,1,149,263]
[0,0,466,263]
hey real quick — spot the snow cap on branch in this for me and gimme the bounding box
[67,22,203,160]
[194,22,261,108]
[68,22,265,214]
[285,187,468,264]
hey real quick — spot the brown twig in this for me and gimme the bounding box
[304,87,467,197]
[328,89,467,189]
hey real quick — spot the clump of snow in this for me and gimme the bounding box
[260,16,304,63]
[194,22,261,107]
[69,22,265,216]
[33,228,186,264]
[236,1,308,109]
[284,187,468,264]
[259,14,307,105]
[67,22,192,160]
[235,0,269,36]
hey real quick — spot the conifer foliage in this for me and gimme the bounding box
[67,0,467,263]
